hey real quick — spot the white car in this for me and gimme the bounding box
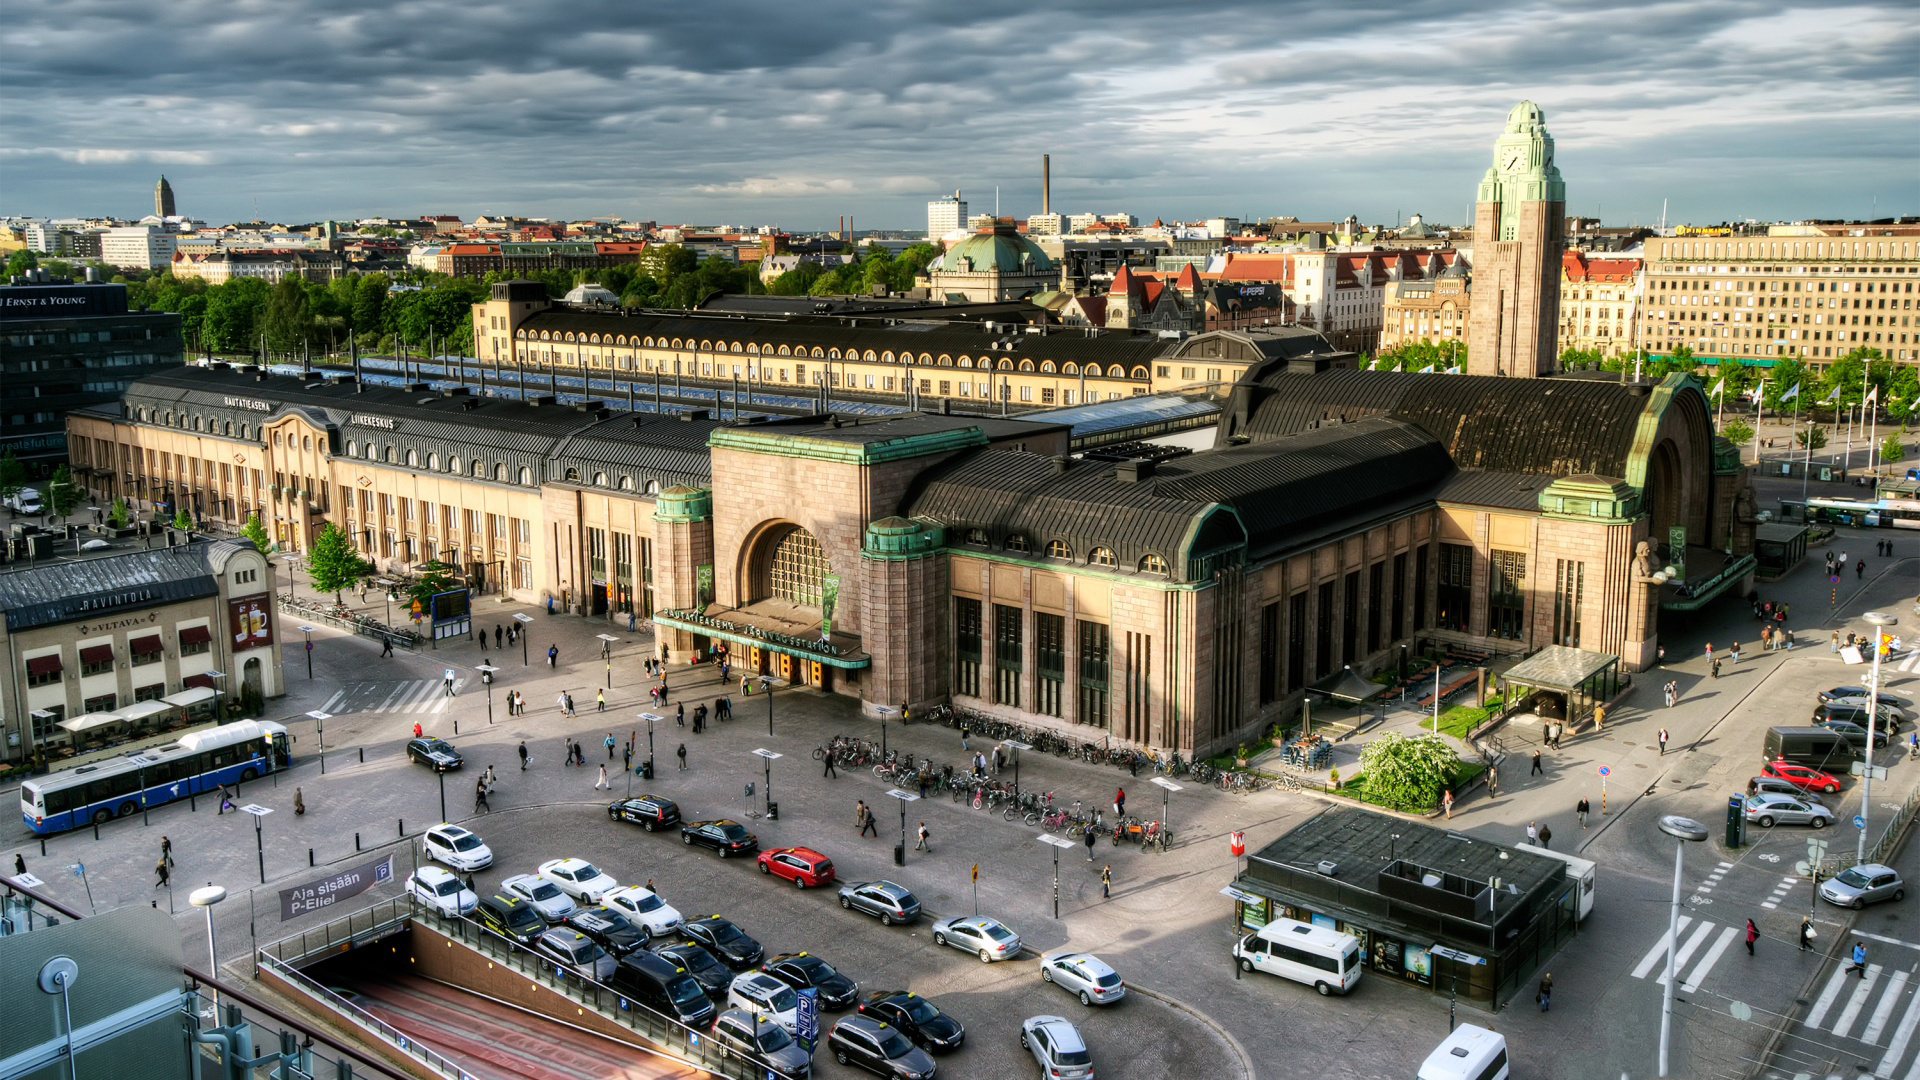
[406,866,478,917]
[727,971,800,1033]
[603,885,683,936]
[422,823,494,871]
[1039,951,1126,1006]
[501,873,577,922]
[538,858,620,903]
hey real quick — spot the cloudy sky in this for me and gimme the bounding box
[2,0,1914,231]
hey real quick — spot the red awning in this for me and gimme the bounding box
[79,645,114,665]
[178,625,213,647]
[181,673,215,690]
[130,635,165,656]
[26,655,63,677]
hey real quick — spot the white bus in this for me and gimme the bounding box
[1524,845,1597,922]
[1417,1024,1509,1080]
[1232,916,1363,995]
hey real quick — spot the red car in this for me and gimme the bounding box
[757,846,836,889]
[1761,759,1842,794]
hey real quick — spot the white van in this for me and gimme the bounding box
[1232,916,1362,995]
[1417,1023,1509,1080]
[5,487,43,515]
[1523,845,1596,922]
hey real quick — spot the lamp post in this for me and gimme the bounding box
[1004,739,1031,802]
[759,676,784,736]
[189,884,228,1007]
[887,788,918,867]
[305,710,331,774]
[1657,815,1709,1078]
[873,706,899,760]
[639,712,663,783]
[1150,775,1182,841]
[596,633,619,690]
[1860,611,1897,863]
[238,804,272,885]
[297,625,315,679]
[514,613,534,666]
[476,665,497,725]
[1039,833,1076,919]
[376,578,397,627]
[753,749,782,820]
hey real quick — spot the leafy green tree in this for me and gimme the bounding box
[1356,732,1461,812]
[241,512,271,552]
[1881,431,1907,469]
[202,277,272,353]
[46,465,83,518]
[6,249,40,276]
[1796,425,1828,451]
[172,507,194,530]
[635,244,698,284]
[107,497,129,529]
[403,560,459,614]
[352,274,388,345]
[260,276,314,355]
[306,522,374,603]
[0,450,25,505]
[1721,419,1754,447]
[1764,358,1808,412]
[1714,360,1754,399]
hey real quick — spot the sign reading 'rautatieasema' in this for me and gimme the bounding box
[279,853,394,919]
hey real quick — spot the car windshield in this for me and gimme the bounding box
[877,1030,913,1057]
[433,879,462,896]
[426,740,451,753]
[451,835,482,851]
[573,863,603,879]
[710,923,742,944]
[1835,867,1874,888]
[675,948,718,973]
[902,998,938,1023]
[527,882,561,901]
[765,984,797,1012]
[668,977,705,1006]
[756,1025,793,1052]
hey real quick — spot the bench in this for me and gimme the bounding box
[1417,672,1478,709]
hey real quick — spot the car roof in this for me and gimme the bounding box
[415,865,456,881]
[431,823,472,837]
[737,971,783,990]
[1030,1015,1080,1040]
[1852,863,1897,875]
[1750,792,1802,804]
[836,1015,887,1034]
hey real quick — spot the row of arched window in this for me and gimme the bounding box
[513,330,1148,379]
[138,406,256,441]
[963,528,1169,574]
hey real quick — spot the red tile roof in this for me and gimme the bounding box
[1562,252,1640,283]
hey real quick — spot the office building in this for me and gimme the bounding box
[927,192,967,240]
[99,227,177,271]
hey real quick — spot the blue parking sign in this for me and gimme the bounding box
[795,986,819,1052]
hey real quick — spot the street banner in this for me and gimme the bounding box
[279,853,394,919]
[821,574,840,638]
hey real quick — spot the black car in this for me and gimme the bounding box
[857,990,964,1054]
[653,940,731,998]
[827,1015,936,1080]
[406,737,463,771]
[1817,718,1891,749]
[681,916,765,969]
[566,907,649,956]
[474,894,545,946]
[607,794,682,832]
[762,951,860,1011]
[681,819,759,858]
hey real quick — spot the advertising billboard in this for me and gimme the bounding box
[228,592,274,651]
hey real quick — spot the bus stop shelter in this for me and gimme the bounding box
[1498,646,1621,725]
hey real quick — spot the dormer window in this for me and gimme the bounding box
[1139,554,1169,574]
[1089,547,1116,567]
[965,529,988,546]
[1046,540,1072,560]
[1004,535,1029,553]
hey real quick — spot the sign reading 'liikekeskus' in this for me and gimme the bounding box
[279,853,393,919]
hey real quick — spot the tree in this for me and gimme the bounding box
[1721,419,1754,447]
[1356,732,1461,812]
[1881,431,1907,470]
[45,465,83,518]
[172,507,194,531]
[108,497,129,529]
[202,277,272,353]
[1796,425,1828,451]
[403,560,458,613]
[260,276,314,355]
[306,522,374,603]
[1764,358,1809,413]
[352,274,388,345]
[5,249,40,277]
[241,512,271,552]
[0,450,25,505]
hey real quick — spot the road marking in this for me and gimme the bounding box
[1850,929,1920,953]
[376,683,407,712]
[1880,982,1920,1077]
[320,690,344,712]
[1680,926,1740,993]
[1832,965,1883,1039]
[1860,967,1910,1044]
[1807,966,1853,1030]
[1657,921,1719,986]
[1632,916,1695,980]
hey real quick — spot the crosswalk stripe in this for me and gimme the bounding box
[1681,926,1741,993]
[375,683,408,713]
[1633,916,1695,980]
[1807,966,1853,1030]
[320,691,344,712]
[1658,921,1719,986]
[1832,965,1883,1039]
[1862,967,1909,1045]
[1883,983,1920,1077]
[398,682,436,712]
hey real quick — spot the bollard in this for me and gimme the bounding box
[359,748,365,763]
[93,821,100,841]
[40,837,46,856]
[189,791,196,812]
[355,832,361,852]
[397,819,404,837]
[309,848,315,867]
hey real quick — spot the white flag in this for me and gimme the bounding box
[1865,386,1879,404]
[1781,383,1801,403]
[1418,364,1435,374]
[1824,385,1842,403]
[1708,379,1725,396]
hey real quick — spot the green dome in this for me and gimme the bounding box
[935,226,1055,274]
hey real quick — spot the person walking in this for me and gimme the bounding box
[475,778,491,813]
[1442,789,1454,819]
[597,690,606,714]
[518,741,529,770]
[677,703,685,728]
[13,853,24,876]
[1084,823,1097,861]
[1526,821,1539,846]
[595,764,609,790]
[1101,864,1112,900]
[547,644,558,669]
[960,724,970,751]
[1800,917,1815,952]
[1593,704,1606,731]
[565,693,576,718]
[155,858,170,888]
[623,743,633,773]
[1858,559,1867,580]
[414,721,424,739]
[1745,919,1759,956]
[1577,797,1590,829]
[1531,749,1544,776]
[1538,824,1552,850]
[822,749,838,778]
[161,836,174,868]
[1537,972,1553,1012]
[294,787,306,816]
[676,742,687,771]
[1832,629,1842,653]
[1657,644,1666,667]
[1659,728,1670,755]
[495,624,503,649]
[1114,787,1126,819]
[860,805,878,838]
[380,635,394,658]
[915,822,930,852]
[854,800,868,835]
[1711,656,1722,679]
[1731,640,1741,664]
[1848,940,1868,977]
[1487,767,1499,799]
[604,732,616,759]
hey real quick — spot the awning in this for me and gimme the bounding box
[652,604,871,670]
[178,625,213,647]
[1310,666,1389,704]
[181,673,216,690]
[161,687,217,707]
[130,635,165,656]
[58,710,126,733]
[120,699,174,722]
[79,644,114,665]
[26,655,63,677]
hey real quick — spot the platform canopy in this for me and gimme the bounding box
[1499,645,1621,722]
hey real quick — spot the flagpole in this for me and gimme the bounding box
[1753,379,1765,465]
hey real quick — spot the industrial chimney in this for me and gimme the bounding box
[1042,155,1051,215]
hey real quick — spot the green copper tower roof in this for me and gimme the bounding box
[1476,99,1566,236]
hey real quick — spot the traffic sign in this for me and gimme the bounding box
[1598,766,1611,777]
[795,986,819,1052]
[1219,885,1263,905]
[1854,815,1867,830]
[971,864,979,883]
[1230,830,1246,856]
[1430,945,1486,966]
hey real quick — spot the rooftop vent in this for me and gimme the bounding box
[1317,860,1340,877]
[440,386,471,397]
[526,395,558,407]
[404,382,430,392]
[1114,460,1156,484]
[678,409,711,422]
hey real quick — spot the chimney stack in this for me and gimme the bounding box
[1042,155,1051,215]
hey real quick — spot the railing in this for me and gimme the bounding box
[278,595,422,651]
[1816,777,1920,878]
[258,951,476,1079]
[258,896,415,968]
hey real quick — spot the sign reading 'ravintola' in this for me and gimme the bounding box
[279,854,393,919]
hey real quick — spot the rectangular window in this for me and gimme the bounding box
[1488,549,1526,640]
[954,597,982,698]
[1553,559,1585,647]
[587,527,608,586]
[939,380,951,396]
[1391,552,1407,642]
[1036,613,1066,718]
[1413,543,1430,631]
[1286,592,1307,692]
[83,693,118,715]
[1078,620,1110,729]
[1437,543,1473,632]
[1258,601,1280,704]
[614,533,634,614]
[514,557,533,590]
[424,501,436,525]
[1342,571,1360,666]
[1367,561,1385,655]
[1316,581,1335,678]
[993,604,1023,707]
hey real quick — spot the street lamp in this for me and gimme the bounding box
[753,749,782,820]
[1657,814,1709,1079]
[376,578,397,627]
[1039,833,1076,919]
[282,554,300,602]
[297,625,316,679]
[887,788,919,867]
[514,613,534,666]
[759,676,785,736]
[1150,776,1182,842]
[189,884,228,1008]
[305,710,331,774]
[238,804,272,885]
[1860,611,1897,862]
[639,712,664,782]
[596,634,619,690]
[873,706,899,760]
[1004,739,1031,802]
[436,769,448,822]
[476,664,498,725]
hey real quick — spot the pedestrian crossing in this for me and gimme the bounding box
[1798,959,1920,1079]
[1629,914,1742,993]
[318,679,464,716]
[1760,874,1799,910]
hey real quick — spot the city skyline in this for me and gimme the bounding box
[2,0,1914,229]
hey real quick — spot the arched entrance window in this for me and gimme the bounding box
[757,525,829,607]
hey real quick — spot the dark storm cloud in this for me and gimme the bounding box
[0,0,1912,226]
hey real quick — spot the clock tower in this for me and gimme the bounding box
[1467,101,1566,377]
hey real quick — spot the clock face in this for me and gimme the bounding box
[1501,146,1525,172]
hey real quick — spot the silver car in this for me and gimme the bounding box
[501,873,577,922]
[1022,1015,1093,1079]
[929,915,1021,962]
[1038,950,1126,1006]
[710,1008,813,1078]
[1742,793,1831,829]
[1819,863,1906,909]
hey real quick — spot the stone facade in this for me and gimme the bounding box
[1468,101,1566,377]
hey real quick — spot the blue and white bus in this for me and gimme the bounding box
[21,719,291,834]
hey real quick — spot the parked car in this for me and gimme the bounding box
[473,894,545,946]
[1760,759,1842,794]
[1747,776,1826,804]
[406,737,463,772]
[531,928,619,983]
[566,907,649,956]
[826,1015,936,1080]
[682,915,765,969]
[654,940,732,998]
[1819,686,1911,709]
[607,794,682,832]
[758,846,836,889]
[422,823,493,871]
[603,885,683,936]
[1815,718,1891,749]
[1039,951,1126,1006]
[681,819,760,858]
[858,990,964,1054]
[929,915,1020,962]
[538,857,620,903]
[406,866,478,917]
[761,951,859,1010]
[1819,863,1906,909]
[727,971,800,1032]
[1742,792,1831,828]
[1021,1015,1094,1080]
[1814,701,1906,734]
[710,1008,814,1079]
[500,873,577,922]
[837,880,921,925]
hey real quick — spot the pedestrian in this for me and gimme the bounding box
[294,787,306,816]
[13,853,24,876]
[917,771,930,800]
[1594,704,1606,731]
[518,741,529,770]
[1657,643,1666,667]
[1745,919,1758,956]
[1577,797,1590,828]
[861,805,878,838]
[547,644,558,669]
[1537,972,1553,1012]
[155,859,170,888]
[1800,917,1815,952]
[627,610,637,632]
[475,778,491,813]
[444,668,456,696]
[1531,749,1543,776]
[1705,642,1713,662]
[1539,824,1552,850]
[624,743,633,772]
[1711,656,1722,679]
[1102,864,1112,900]
[1832,629,1842,653]
[823,750,838,778]
[380,635,394,658]
[1526,821,1539,845]
[1659,728,1670,755]
[604,732,616,759]
[1664,682,1675,708]
[1839,551,1849,569]
[658,679,667,706]
[162,836,174,867]
[595,764,609,790]
[854,800,867,833]
[1786,627,1795,650]
[413,721,424,739]
[1858,559,1867,580]
[565,693,575,718]
[1114,787,1126,819]
[916,821,930,852]
[1488,767,1499,799]
[1760,625,1772,651]
[597,690,606,714]
[961,724,970,751]
[1442,789,1454,819]
[676,703,685,727]
[495,624,503,649]
[1730,640,1740,664]
[1848,940,1867,977]
[1084,824,1097,861]
[1129,752,1139,777]
[742,675,752,696]
[676,742,687,770]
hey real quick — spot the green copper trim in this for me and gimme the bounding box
[710,426,988,465]
[653,485,712,523]
[1538,475,1641,523]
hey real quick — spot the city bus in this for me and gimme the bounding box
[20,719,291,834]
[1803,493,1920,529]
